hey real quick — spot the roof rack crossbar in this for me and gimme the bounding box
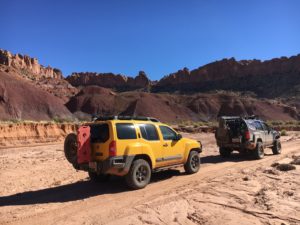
[92,115,160,122]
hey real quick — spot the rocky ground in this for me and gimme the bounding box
[0,132,299,225]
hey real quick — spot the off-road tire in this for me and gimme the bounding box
[184,151,200,174]
[219,147,232,158]
[125,159,151,190]
[88,172,110,182]
[64,133,79,168]
[254,142,264,159]
[272,139,282,155]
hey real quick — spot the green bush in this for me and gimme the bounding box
[280,129,287,136]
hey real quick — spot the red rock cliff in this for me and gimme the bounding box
[66,71,151,91]
[153,55,300,98]
[0,49,63,80]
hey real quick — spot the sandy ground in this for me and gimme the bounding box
[0,132,300,225]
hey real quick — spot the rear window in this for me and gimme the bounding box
[90,123,109,143]
[116,123,137,139]
[139,124,159,141]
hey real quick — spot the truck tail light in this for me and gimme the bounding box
[109,140,117,156]
[245,131,251,140]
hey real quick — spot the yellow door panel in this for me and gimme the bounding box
[137,123,164,168]
[158,125,185,165]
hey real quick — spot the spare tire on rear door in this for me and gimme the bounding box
[64,133,79,169]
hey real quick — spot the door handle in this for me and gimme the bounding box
[163,143,168,147]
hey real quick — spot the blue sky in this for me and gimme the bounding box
[1,0,299,80]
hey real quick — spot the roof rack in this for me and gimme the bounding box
[243,115,259,120]
[92,115,160,122]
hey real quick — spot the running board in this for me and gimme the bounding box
[153,163,182,172]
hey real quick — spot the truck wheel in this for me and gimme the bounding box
[219,147,231,158]
[64,133,79,168]
[125,159,151,189]
[184,151,200,174]
[88,172,110,182]
[254,142,264,159]
[272,140,282,155]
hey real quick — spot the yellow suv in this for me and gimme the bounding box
[64,116,202,189]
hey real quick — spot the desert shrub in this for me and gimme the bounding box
[286,121,296,125]
[271,162,279,167]
[52,117,74,123]
[269,121,284,126]
[275,163,296,171]
[291,155,300,165]
[280,129,287,136]
[0,119,22,124]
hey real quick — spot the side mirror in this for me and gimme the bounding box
[173,134,182,141]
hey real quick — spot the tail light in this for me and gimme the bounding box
[109,140,117,156]
[245,131,251,140]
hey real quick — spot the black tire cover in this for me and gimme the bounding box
[64,133,78,166]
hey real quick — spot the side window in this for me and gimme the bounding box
[261,122,268,131]
[116,123,137,140]
[159,125,177,140]
[246,121,256,130]
[254,121,263,130]
[139,124,159,141]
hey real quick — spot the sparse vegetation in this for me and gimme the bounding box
[271,162,296,172]
[276,163,296,171]
[267,120,284,126]
[290,155,300,165]
[280,129,287,136]
[0,118,82,125]
[176,120,217,128]
[271,162,280,167]
[266,120,300,132]
[52,117,75,124]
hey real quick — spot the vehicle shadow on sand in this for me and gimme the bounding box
[201,152,274,164]
[0,170,182,207]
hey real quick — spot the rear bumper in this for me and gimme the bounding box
[217,141,256,151]
[78,155,135,176]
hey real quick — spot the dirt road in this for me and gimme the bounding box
[0,133,300,225]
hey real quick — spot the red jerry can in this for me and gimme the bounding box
[77,126,91,164]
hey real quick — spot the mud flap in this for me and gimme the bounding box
[77,126,91,164]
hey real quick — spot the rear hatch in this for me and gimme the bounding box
[216,117,247,144]
[90,123,111,161]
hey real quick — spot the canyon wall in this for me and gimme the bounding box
[0,49,62,80]
[153,55,300,98]
[0,123,78,147]
[66,71,151,91]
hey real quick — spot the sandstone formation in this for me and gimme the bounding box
[34,77,79,103]
[153,55,300,98]
[0,123,77,147]
[0,49,62,80]
[66,86,299,122]
[66,71,151,91]
[0,70,73,120]
[1,48,300,122]
[0,49,79,103]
